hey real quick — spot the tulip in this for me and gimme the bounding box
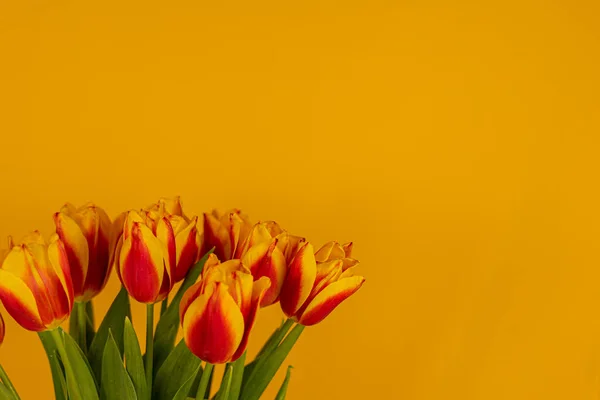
[145,196,184,218]
[202,209,252,261]
[180,254,270,364]
[241,235,287,307]
[144,199,201,283]
[0,231,74,331]
[285,242,364,326]
[168,214,201,282]
[53,202,112,301]
[314,241,358,271]
[279,242,317,317]
[115,210,176,304]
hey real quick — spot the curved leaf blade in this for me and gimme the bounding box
[100,331,137,400]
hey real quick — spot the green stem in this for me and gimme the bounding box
[49,329,83,400]
[0,363,20,400]
[196,363,213,400]
[76,302,87,354]
[145,303,154,399]
[160,298,168,316]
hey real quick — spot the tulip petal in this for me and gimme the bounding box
[179,281,203,322]
[0,313,5,345]
[0,269,45,331]
[203,213,230,261]
[79,205,113,300]
[242,240,287,306]
[342,242,353,258]
[231,277,270,361]
[280,243,317,317]
[174,217,201,282]
[297,275,365,326]
[182,282,244,364]
[119,222,165,303]
[47,237,75,317]
[54,212,89,297]
[314,241,345,263]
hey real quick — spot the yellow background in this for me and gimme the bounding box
[1,1,600,399]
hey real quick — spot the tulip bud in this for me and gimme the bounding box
[0,312,5,347]
[280,242,317,317]
[314,241,358,271]
[145,196,184,218]
[115,210,176,303]
[144,198,202,283]
[169,215,202,282]
[0,232,74,331]
[54,202,112,301]
[202,209,252,261]
[241,237,286,306]
[180,255,270,364]
[287,242,365,326]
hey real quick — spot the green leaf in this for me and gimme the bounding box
[62,328,100,400]
[123,318,147,400]
[241,319,293,391]
[227,352,245,400]
[274,366,293,400]
[153,340,202,400]
[38,331,68,400]
[101,331,137,400]
[153,249,213,371]
[186,367,203,398]
[215,365,233,400]
[171,364,201,400]
[0,383,16,400]
[240,324,304,400]
[88,287,131,384]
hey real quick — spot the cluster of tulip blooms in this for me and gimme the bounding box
[0,197,365,400]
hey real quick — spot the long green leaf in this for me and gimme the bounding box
[240,324,304,400]
[62,329,100,400]
[274,366,293,400]
[88,287,131,384]
[227,352,245,400]
[0,383,15,400]
[123,318,147,400]
[171,365,201,400]
[38,331,68,400]
[101,331,137,400]
[153,250,212,371]
[241,319,293,391]
[153,340,202,400]
[215,365,232,400]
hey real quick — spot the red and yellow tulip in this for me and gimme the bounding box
[113,210,176,304]
[202,209,252,261]
[237,221,306,307]
[144,198,202,282]
[180,254,270,364]
[0,232,74,331]
[53,202,112,301]
[281,241,365,326]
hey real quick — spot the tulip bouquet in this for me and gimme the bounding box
[0,197,365,400]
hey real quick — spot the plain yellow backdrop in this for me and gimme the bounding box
[1,1,600,399]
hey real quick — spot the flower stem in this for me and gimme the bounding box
[196,363,213,400]
[49,329,83,400]
[145,303,154,398]
[0,363,20,400]
[76,301,87,354]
